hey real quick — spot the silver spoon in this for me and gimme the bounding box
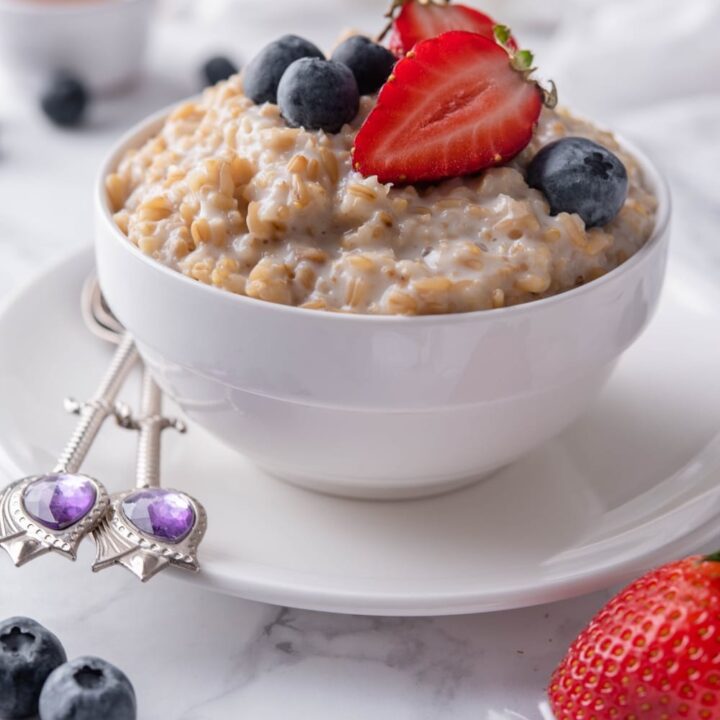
[83,278,207,582]
[0,285,138,566]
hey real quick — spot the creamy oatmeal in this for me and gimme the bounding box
[106,74,657,315]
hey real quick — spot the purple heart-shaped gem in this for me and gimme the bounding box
[121,489,195,543]
[22,474,97,531]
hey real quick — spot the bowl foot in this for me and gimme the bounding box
[256,463,504,501]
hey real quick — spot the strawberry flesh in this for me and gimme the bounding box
[353,31,542,184]
[389,2,516,56]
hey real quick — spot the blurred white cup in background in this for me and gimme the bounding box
[0,0,155,95]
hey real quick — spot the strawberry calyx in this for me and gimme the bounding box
[493,24,557,109]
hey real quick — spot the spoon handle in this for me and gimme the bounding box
[90,359,195,582]
[53,333,138,474]
[135,370,163,490]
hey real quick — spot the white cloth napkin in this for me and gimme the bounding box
[543,0,720,119]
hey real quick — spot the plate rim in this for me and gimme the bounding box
[1,246,719,616]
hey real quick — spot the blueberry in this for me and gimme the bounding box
[202,55,239,86]
[39,656,136,720]
[526,137,628,228]
[278,58,359,134]
[243,35,324,105]
[331,35,396,95]
[0,617,67,719]
[40,75,88,128]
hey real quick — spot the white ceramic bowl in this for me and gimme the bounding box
[94,107,671,499]
[0,0,154,95]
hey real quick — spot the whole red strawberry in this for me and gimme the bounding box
[549,554,720,720]
[384,0,515,56]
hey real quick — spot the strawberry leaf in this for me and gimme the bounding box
[493,24,512,46]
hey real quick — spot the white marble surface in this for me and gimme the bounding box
[1,548,612,719]
[0,2,719,718]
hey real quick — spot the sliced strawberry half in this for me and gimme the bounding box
[387,1,517,56]
[353,31,543,184]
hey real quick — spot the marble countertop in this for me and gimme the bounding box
[1,551,614,720]
[1,3,719,718]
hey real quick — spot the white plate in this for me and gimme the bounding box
[1,248,720,616]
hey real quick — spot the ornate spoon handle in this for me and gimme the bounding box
[92,366,205,582]
[55,333,138,474]
[134,371,184,490]
[0,333,138,566]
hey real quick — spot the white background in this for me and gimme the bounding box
[0,1,719,717]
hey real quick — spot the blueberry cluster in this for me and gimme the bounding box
[37,35,394,135]
[0,617,136,720]
[243,34,396,134]
[527,137,628,228]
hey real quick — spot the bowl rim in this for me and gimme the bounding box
[96,99,672,326]
[0,0,150,16]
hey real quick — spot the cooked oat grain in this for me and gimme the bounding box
[108,74,657,315]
